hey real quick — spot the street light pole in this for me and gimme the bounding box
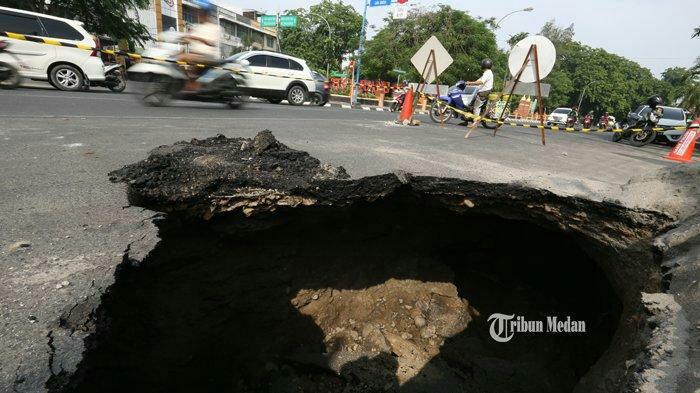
[577,81,598,110]
[496,7,534,88]
[495,7,534,29]
[309,13,332,78]
[351,0,368,106]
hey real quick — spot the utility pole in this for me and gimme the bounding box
[351,0,368,105]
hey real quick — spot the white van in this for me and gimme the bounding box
[0,6,105,91]
[226,51,316,106]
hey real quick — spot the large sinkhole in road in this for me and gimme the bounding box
[67,190,626,393]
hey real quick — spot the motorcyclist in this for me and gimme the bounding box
[177,0,221,79]
[465,58,493,131]
[599,111,610,129]
[569,106,579,126]
[646,95,664,125]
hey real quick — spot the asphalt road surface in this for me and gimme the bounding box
[0,85,694,391]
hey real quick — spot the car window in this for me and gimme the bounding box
[312,72,325,82]
[552,108,570,114]
[0,11,44,36]
[663,108,684,121]
[289,59,304,71]
[226,52,247,62]
[39,18,84,41]
[247,55,266,67]
[267,56,289,69]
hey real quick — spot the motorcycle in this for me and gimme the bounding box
[566,113,578,128]
[583,112,593,129]
[128,31,247,108]
[0,40,22,89]
[429,81,503,129]
[90,64,127,92]
[597,114,610,131]
[612,108,663,146]
[390,85,408,112]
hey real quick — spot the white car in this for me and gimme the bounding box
[226,51,316,106]
[0,6,105,91]
[546,107,573,126]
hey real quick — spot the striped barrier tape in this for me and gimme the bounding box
[417,92,687,134]
[0,31,316,82]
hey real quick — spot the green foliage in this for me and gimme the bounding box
[0,0,151,44]
[507,32,529,48]
[539,20,671,117]
[362,5,507,89]
[280,0,362,74]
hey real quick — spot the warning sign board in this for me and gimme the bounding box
[410,36,453,84]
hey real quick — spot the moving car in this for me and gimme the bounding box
[546,107,573,126]
[226,51,317,106]
[623,105,690,144]
[0,6,106,91]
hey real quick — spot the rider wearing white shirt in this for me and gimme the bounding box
[465,59,494,130]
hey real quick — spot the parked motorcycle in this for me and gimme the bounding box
[90,64,127,92]
[0,41,21,89]
[390,81,410,112]
[128,32,247,108]
[566,113,578,128]
[429,81,502,129]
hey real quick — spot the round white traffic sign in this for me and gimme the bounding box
[507,35,556,83]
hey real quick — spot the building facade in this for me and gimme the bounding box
[128,0,278,57]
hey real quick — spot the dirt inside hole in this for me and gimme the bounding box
[62,190,622,393]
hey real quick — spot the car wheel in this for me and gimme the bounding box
[267,98,282,104]
[287,85,307,106]
[50,65,84,91]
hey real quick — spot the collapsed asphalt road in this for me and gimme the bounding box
[45,133,700,392]
[1,88,698,392]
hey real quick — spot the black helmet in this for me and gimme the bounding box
[481,58,492,69]
[647,95,663,109]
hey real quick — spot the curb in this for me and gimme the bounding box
[325,102,430,115]
[326,102,392,112]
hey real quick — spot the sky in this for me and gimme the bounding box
[215,0,700,77]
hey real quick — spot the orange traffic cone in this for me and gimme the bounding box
[664,118,699,163]
[397,88,414,124]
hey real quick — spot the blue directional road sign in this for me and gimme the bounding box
[370,0,392,6]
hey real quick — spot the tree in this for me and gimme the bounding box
[280,0,362,74]
[0,0,151,44]
[362,5,507,89]
[507,32,529,48]
[535,20,666,117]
[681,29,700,114]
[540,19,575,44]
[660,66,688,103]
